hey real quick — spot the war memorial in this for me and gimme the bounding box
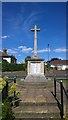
[25,25,46,82]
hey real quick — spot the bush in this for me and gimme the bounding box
[2,62,26,72]
[45,64,50,71]
[2,99,14,120]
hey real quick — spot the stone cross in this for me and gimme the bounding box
[31,25,40,57]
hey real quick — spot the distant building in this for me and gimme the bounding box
[48,59,68,70]
[0,48,17,63]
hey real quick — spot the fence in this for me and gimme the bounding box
[52,78,68,118]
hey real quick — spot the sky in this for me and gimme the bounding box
[1,2,67,63]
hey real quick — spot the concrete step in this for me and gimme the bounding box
[14,109,60,119]
[14,111,60,119]
[13,101,60,119]
[19,101,57,106]
[13,104,60,113]
[15,112,59,120]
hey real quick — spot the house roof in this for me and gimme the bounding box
[0,48,8,57]
[0,48,17,60]
[0,52,8,57]
[49,60,68,65]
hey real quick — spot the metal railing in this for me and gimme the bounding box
[52,78,68,118]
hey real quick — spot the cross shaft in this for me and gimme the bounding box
[31,25,40,57]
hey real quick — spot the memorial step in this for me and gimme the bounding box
[13,103,60,119]
[14,118,64,120]
[24,75,47,83]
[19,101,57,106]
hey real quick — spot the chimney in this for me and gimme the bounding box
[3,48,7,54]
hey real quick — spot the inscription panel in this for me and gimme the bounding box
[31,63,41,74]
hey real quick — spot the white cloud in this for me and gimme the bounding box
[37,48,51,53]
[20,10,44,33]
[7,49,18,54]
[18,45,32,53]
[22,47,32,53]
[1,36,10,39]
[54,48,68,52]
[18,46,26,49]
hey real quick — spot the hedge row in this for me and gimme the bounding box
[1,61,26,72]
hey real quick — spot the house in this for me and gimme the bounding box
[49,59,68,70]
[0,48,17,63]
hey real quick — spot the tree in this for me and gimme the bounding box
[50,58,61,61]
[47,58,62,64]
[45,64,50,71]
[25,56,31,68]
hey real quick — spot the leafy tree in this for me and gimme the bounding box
[25,56,31,68]
[25,56,31,63]
[45,64,50,71]
[50,58,61,61]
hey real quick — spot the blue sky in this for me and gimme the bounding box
[2,2,67,63]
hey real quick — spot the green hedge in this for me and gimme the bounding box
[2,62,26,72]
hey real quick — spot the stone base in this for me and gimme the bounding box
[24,74,47,83]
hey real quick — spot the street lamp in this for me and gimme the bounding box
[48,44,50,72]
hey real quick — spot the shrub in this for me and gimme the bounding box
[2,99,14,120]
[2,62,26,72]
